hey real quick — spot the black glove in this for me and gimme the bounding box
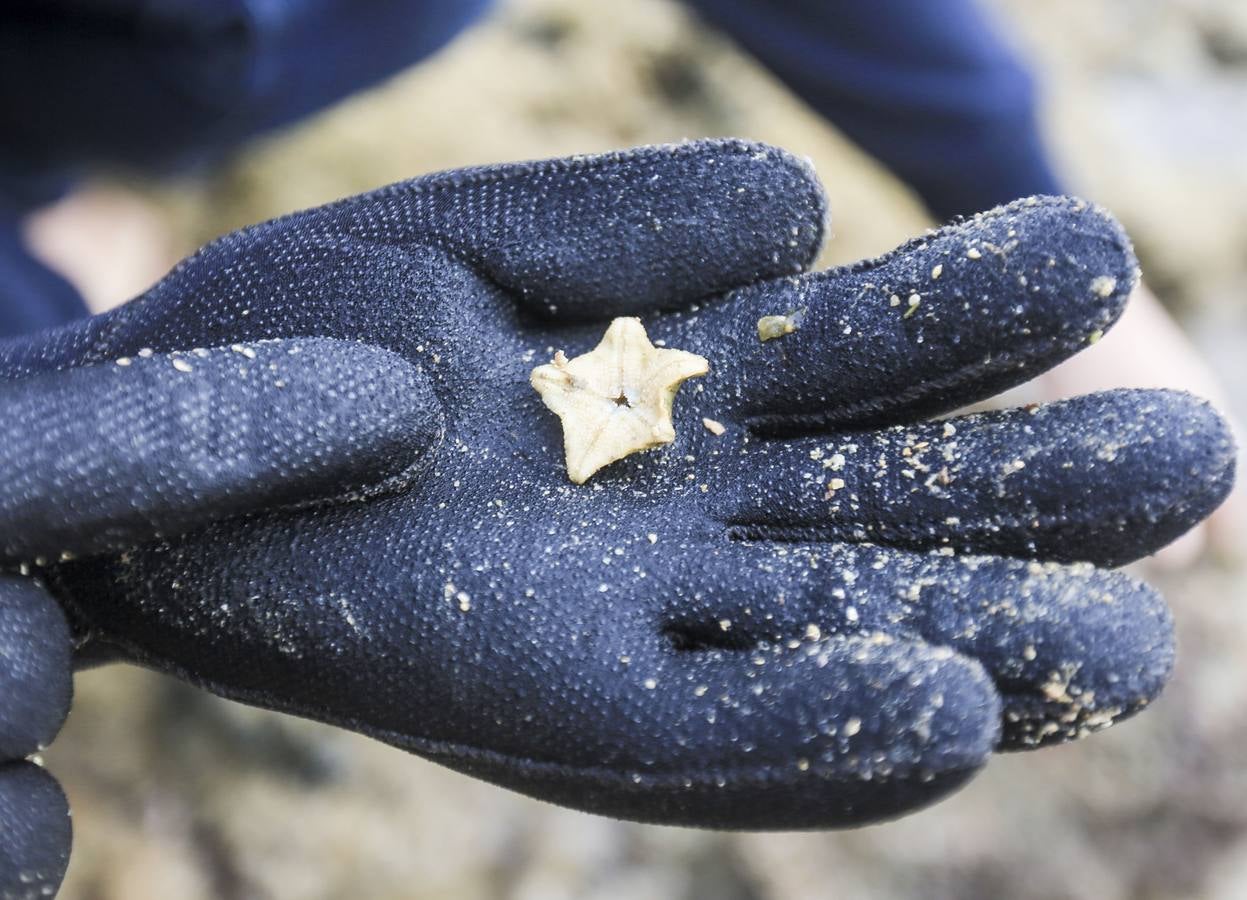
[1,143,1233,858]
[0,336,439,895]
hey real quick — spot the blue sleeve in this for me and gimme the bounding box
[0,0,491,334]
[682,0,1065,220]
[0,216,88,339]
[0,0,492,176]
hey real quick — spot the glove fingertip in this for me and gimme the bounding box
[0,337,444,559]
[0,577,72,759]
[1082,388,1237,565]
[259,337,446,497]
[392,138,831,320]
[949,194,1137,342]
[0,761,71,898]
[992,570,1174,750]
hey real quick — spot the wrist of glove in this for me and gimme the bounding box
[0,142,1234,894]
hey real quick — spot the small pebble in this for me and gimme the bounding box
[757,313,799,342]
[1090,275,1117,298]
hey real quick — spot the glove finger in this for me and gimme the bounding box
[897,556,1173,750]
[0,141,826,373]
[659,196,1135,431]
[654,542,1171,754]
[483,633,999,830]
[0,577,72,760]
[331,138,827,320]
[434,540,1000,830]
[0,761,71,897]
[715,390,1236,567]
[0,337,443,560]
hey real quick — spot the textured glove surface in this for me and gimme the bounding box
[4,140,1234,829]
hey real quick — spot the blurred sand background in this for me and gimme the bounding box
[35,0,1247,897]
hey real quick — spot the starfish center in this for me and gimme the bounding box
[529,317,710,483]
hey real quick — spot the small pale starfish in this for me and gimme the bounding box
[530,317,709,484]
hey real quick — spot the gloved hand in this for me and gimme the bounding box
[1,143,1234,855]
[0,336,443,895]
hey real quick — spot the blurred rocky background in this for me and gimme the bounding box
[36,0,1247,897]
